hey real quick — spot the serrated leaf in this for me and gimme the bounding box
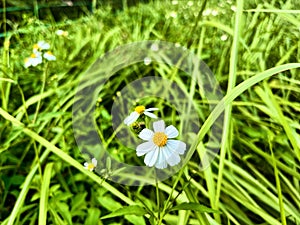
[170,203,220,213]
[101,205,148,219]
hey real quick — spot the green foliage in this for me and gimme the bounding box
[1,0,300,225]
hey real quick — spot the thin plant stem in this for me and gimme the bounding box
[156,174,161,224]
[33,63,48,123]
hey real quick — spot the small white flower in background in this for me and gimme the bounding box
[84,158,97,171]
[169,11,177,18]
[220,34,228,41]
[136,120,186,169]
[124,105,158,126]
[24,52,43,68]
[33,40,50,52]
[43,51,56,61]
[231,5,237,12]
[150,43,159,51]
[187,1,193,7]
[202,9,212,16]
[55,29,68,37]
[143,57,152,65]
[211,9,219,16]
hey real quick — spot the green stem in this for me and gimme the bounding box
[156,177,161,224]
[33,63,48,123]
[1,0,8,110]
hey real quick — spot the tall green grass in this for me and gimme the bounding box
[0,0,300,224]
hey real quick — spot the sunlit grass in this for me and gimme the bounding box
[0,0,300,224]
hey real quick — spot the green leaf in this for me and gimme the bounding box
[84,208,101,225]
[101,205,148,219]
[125,215,146,225]
[71,192,87,212]
[170,203,220,213]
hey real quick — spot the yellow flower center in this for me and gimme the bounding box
[87,163,95,171]
[153,132,168,147]
[30,53,37,58]
[135,105,145,114]
[33,44,39,50]
[46,51,53,55]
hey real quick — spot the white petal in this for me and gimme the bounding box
[124,111,139,125]
[153,120,165,132]
[167,140,186,154]
[84,162,88,167]
[156,149,165,163]
[92,158,97,166]
[166,150,180,166]
[145,108,159,112]
[163,145,181,166]
[56,30,64,35]
[161,146,172,160]
[24,60,31,68]
[138,128,154,141]
[31,58,42,66]
[144,111,157,119]
[38,41,50,49]
[155,161,167,169]
[165,125,179,138]
[167,153,181,166]
[136,141,155,156]
[155,151,168,169]
[44,52,56,61]
[144,147,159,167]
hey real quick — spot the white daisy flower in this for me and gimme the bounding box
[143,57,152,65]
[55,29,68,37]
[83,158,97,171]
[24,52,43,68]
[43,51,56,61]
[124,105,158,126]
[33,40,50,52]
[150,43,159,51]
[136,120,186,169]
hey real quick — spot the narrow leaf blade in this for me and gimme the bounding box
[101,205,148,219]
[170,203,220,213]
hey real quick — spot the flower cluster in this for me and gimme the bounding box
[24,40,56,68]
[124,105,186,169]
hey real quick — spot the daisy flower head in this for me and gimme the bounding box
[124,105,158,126]
[136,120,186,169]
[43,51,56,61]
[83,158,97,171]
[33,40,50,52]
[55,29,68,37]
[143,57,152,65]
[24,52,43,68]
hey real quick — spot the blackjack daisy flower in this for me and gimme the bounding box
[55,29,68,37]
[83,158,97,171]
[136,120,186,169]
[144,57,152,65]
[43,51,56,61]
[33,40,50,52]
[24,52,43,68]
[124,105,158,126]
